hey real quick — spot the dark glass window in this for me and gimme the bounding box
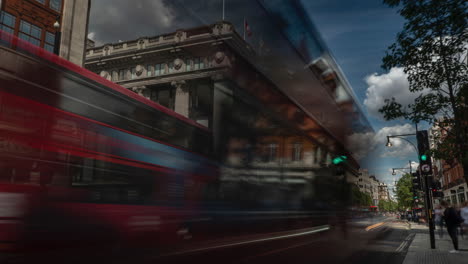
[44,32,55,53]
[168,62,174,73]
[292,143,302,161]
[111,71,118,81]
[0,11,16,35]
[35,0,46,4]
[50,0,62,12]
[186,59,192,71]
[267,143,278,162]
[146,65,153,77]
[154,63,163,76]
[19,20,42,46]
[118,69,126,80]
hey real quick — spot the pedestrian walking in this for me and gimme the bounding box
[434,205,444,238]
[441,200,464,253]
[460,201,468,239]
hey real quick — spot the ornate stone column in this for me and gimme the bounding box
[172,80,189,118]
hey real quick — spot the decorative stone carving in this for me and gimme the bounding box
[100,71,111,81]
[131,86,149,99]
[174,31,186,43]
[215,51,225,64]
[174,58,183,70]
[171,80,187,91]
[135,65,144,77]
[103,46,111,56]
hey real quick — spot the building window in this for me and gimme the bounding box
[35,0,46,4]
[154,63,164,76]
[292,143,302,161]
[267,143,278,162]
[111,71,118,81]
[186,59,192,71]
[118,69,126,81]
[49,0,62,12]
[314,147,321,164]
[194,58,205,70]
[168,62,174,73]
[130,67,136,79]
[19,20,42,46]
[146,65,153,77]
[44,32,55,53]
[0,11,16,35]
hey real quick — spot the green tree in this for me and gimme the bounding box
[395,173,414,210]
[380,0,468,181]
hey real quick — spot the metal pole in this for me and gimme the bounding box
[409,160,412,174]
[423,172,435,249]
[222,0,225,21]
[54,31,61,55]
[415,124,435,249]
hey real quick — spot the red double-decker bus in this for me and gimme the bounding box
[0,29,220,256]
[0,28,353,263]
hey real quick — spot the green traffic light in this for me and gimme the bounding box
[420,154,427,161]
[332,155,347,165]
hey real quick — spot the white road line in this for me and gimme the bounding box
[159,225,331,257]
[396,233,415,252]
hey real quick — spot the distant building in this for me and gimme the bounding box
[355,169,380,206]
[378,183,390,201]
[369,175,380,206]
[0,0,90,66]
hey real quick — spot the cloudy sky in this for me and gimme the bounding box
[88,0,422,190]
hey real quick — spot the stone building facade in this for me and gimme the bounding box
[85,22,362,206]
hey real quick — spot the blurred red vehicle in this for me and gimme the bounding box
[0,29,218,255]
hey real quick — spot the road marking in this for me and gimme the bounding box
[365,222,385,231]
[396,233,415,252]
[242,239,320,261]
[158,225,330,257]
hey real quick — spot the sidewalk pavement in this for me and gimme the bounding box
[403,222,468,264]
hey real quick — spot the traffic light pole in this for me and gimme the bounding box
[423,171,435,249]
[416,130,435,249]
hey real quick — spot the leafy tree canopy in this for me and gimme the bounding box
[380,0,468,180]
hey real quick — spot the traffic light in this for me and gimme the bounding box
[431,180,444,198]
[416,130,433,175]
[332,155,347,175]
[413,189,420,203]
[412,172,421,190]
[332,155,347,165]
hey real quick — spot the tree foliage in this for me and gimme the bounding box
[379,199,398,211]
[380,0,468,180]
[395,173,414,210]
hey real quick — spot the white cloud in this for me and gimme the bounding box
[347,123,418,160]
[364,67,422,119]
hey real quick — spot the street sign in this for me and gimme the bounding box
[421,164,430,173]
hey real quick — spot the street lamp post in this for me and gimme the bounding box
[386,132,436,249]
[53,16,61,55]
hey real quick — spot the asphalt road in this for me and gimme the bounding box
[149,217,412,264]
[2,217,414,264]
